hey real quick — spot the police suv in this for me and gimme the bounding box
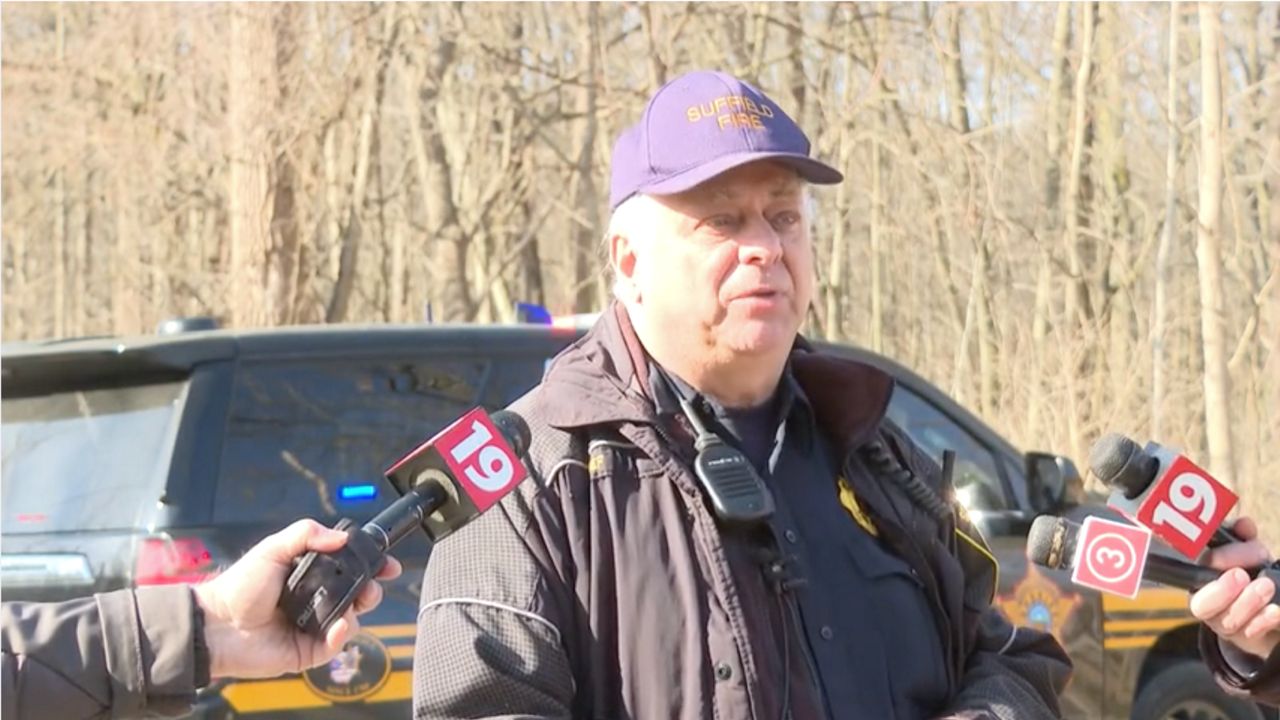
[1,317,1271,720]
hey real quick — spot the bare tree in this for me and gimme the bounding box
[407,6,469,322]
[228,4,277,328]
[1152,3,1182,441]
[1195,3,1237,484]
[570,3,601,313]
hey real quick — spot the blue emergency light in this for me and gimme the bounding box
[514,301,552,324]
[338,483,378,502]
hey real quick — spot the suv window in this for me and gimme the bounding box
[2,381,187,532]
[886,386,1009,511]
[214,356,535,525]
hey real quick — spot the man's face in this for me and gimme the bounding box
[619,161,814,362]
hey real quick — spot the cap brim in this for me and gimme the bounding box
[639,151,843,198]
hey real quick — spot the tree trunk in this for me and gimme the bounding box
[1059,1,1098,466]
[9,228,28,338]
[1030,2,1073,445]
[744,5,767,84]
[1028,250,1053,443]
[976,240,996,419]
[327,7,397,323]
[53,5,67,337]
[1095,3,1134,245]
[1195,2,1237,484]
[53,169,68,338]
[112,175,141,336]
[409,11,468,322]
[267,5,301,325]
[980,6,997,128]
[228,4,276,328]
[571,3,601,313]
[1153,2,1180,440]
[1096,2,1134,418]
[824,25,857,342]
[849,5,965,330]
[1242,3,1268,241]
[825,49,854,343]
[326,93,375,324]
[1063,1,1096,328]
[783,3,807,129]
[869,139,883,351]
[639,4,667,91]
[952,244,982,405]
[1045,2,1073,210]
[387,215,406,323]
[941,6,970,135]
[73,168,93,335]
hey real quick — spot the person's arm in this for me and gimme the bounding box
[1,519,400,720]
[2,585,200,720]
[1191,517,1280,706]
[412,486,576,720]
[877,425,1074,720]
[935,605,1074,720]
[930,513,1073,720]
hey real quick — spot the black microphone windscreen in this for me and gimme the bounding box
[491,410,532,459]
[1089,433,1156,499]
[1027,515,1080,571]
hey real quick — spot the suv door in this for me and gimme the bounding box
[198,348,553,718]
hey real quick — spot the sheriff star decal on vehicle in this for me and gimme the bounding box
[996,564,1082,642]
[302,631,392,702]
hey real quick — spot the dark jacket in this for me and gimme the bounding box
[1,586,203,719]
[413,303,1072,719]
[1200,627,1280,706]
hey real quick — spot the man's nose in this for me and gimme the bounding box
[737,218,784,265]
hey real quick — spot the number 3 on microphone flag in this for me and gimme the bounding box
[1071,516,1153,599]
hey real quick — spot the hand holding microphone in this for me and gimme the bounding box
[278,408,531,638]
[1028,513,1279,662]
[193,519,403,679]
[1192,516,1280,661]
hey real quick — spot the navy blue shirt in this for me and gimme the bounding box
[652,363,950,720]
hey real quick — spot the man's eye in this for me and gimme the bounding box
[705,215,739,231]
[771,212,801,229]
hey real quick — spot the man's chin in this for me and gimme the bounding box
[722,320,798,357]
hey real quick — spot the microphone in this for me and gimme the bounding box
[279,408,531,638]
[1089,433,1240,558]
[1027,515,1278,601]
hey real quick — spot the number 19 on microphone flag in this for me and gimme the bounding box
[1070,516,1154,599]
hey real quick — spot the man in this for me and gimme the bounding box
[413,69,1071,719]
[1192,516,1280,705]
[2,519,401,719]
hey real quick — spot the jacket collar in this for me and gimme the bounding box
[533,299,895,452]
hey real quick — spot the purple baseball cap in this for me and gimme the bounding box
[608,70,843,210]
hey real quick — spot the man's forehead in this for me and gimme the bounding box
[689,164,805,202]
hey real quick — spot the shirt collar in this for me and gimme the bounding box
[646,359,816,447]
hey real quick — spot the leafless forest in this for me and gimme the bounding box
[2,3,1277,525]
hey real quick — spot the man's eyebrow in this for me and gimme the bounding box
[770,181,804,198]
[705,179,803,202]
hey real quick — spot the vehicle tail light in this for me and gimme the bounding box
[135,537,215,585]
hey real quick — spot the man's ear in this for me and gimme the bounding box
[610,231,641,303]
